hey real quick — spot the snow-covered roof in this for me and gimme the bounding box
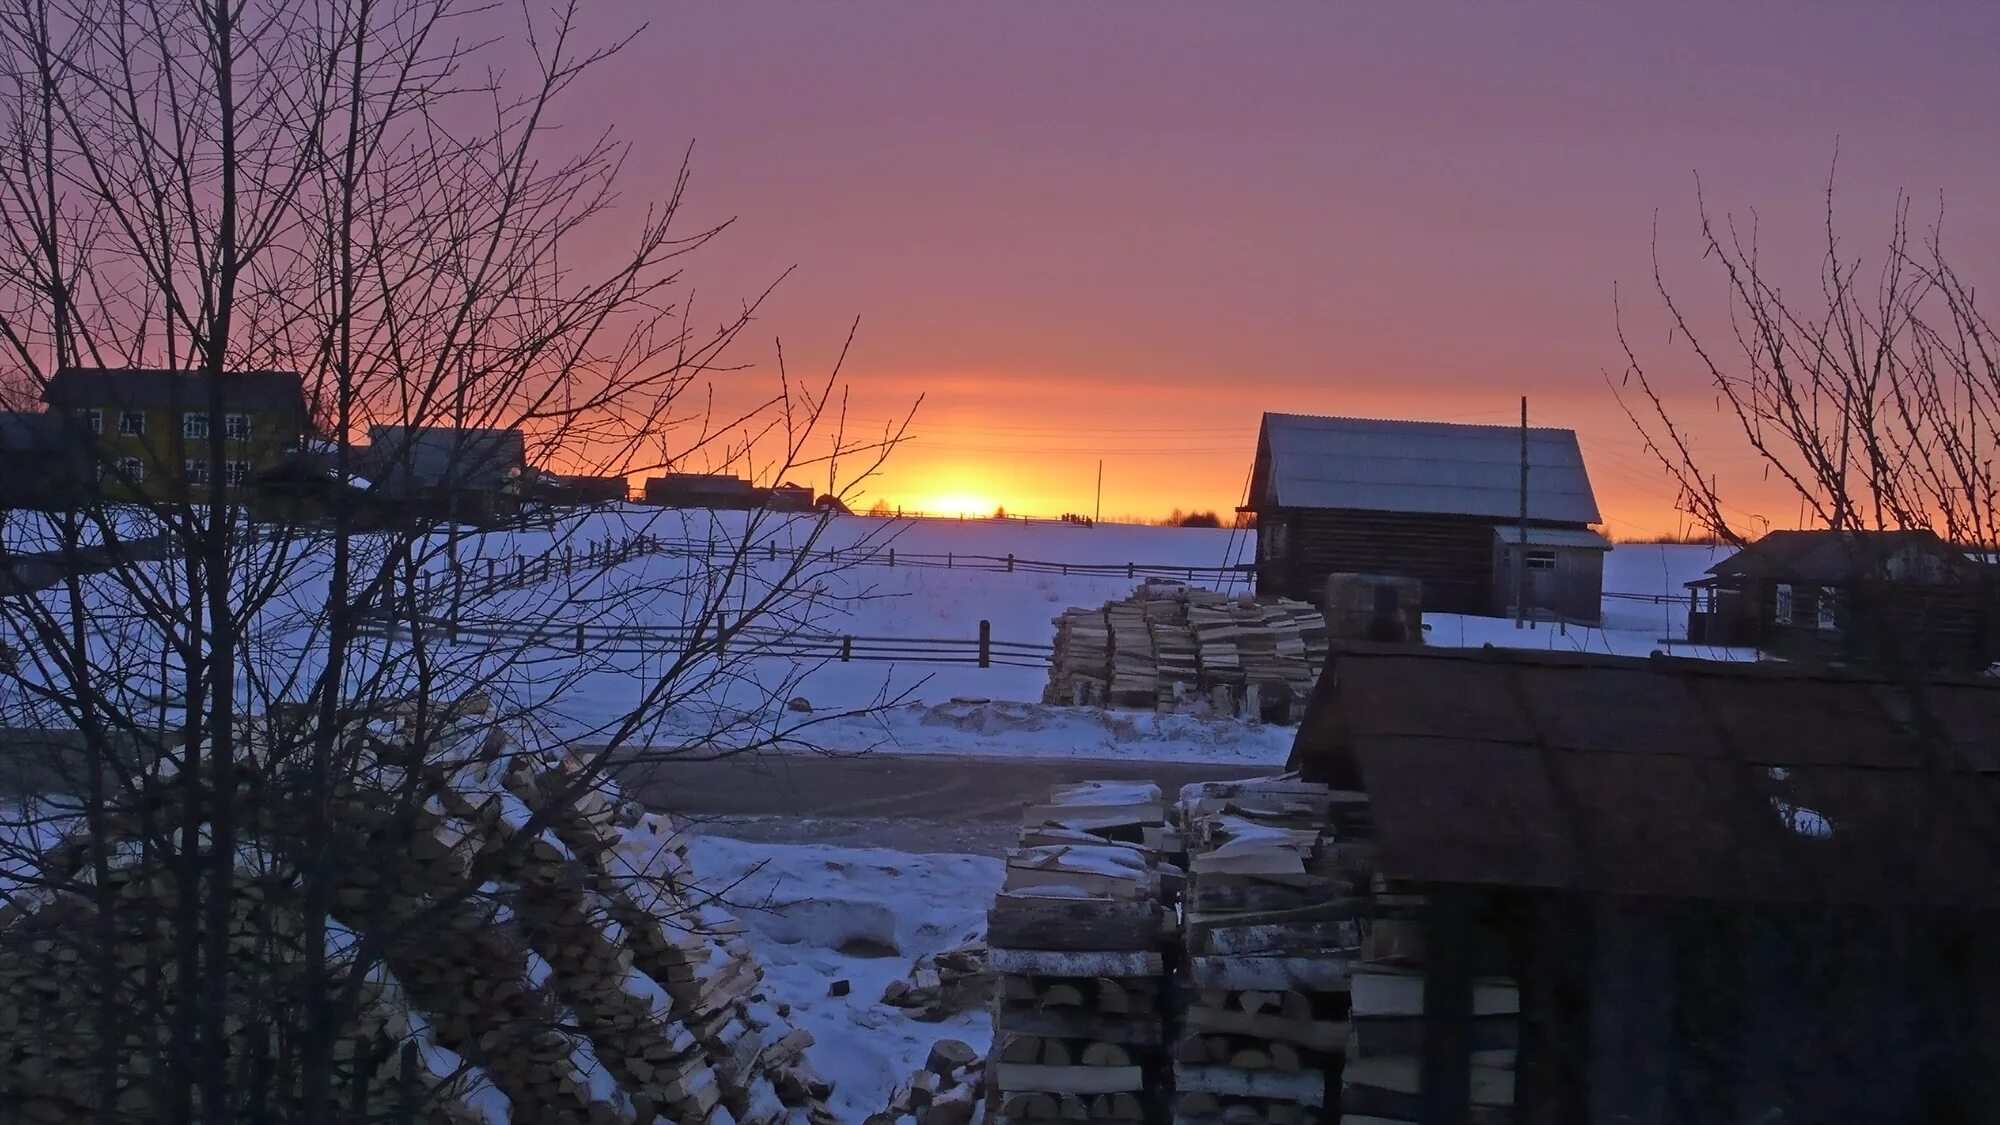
[1493,525,1613,550]
[1249,413,1602,524]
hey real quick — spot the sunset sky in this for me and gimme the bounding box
[573,2,2000,537]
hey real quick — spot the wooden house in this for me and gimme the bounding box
[41,367,308,501]
[1245,414,1609,621]
[643,472,759,510]
[1288,643,2000,1125]
[1686,529,1999,670]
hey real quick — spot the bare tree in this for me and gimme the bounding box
[1615,170,2000,548]
[0,0,912,1120]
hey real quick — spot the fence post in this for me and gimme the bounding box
[841,635,853,662]
[978,619,991,668]
[769,542,777,561]
[718,615,728,655]
[574,623,585,654]
[888,548,896,567]
[947,552,953,569]
[1127,562,1134,579]
[1006,553,1015,573]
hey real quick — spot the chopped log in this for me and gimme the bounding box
[1079,1042,1131,1067]
[990,1063,1145,1095]
[988,895,1161,952]
[1173,1065,1325,1106]
[1186,955,1348,992]
[993,1008,1165,1047]
[989,948,1164,978]
[1181,1007,1344,1052]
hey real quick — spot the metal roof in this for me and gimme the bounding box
[42,367,305,413]
[1694,529,1984,586]
[366,426,524,493]
[1249,413,1602,523]
[1289,643,2000,908]
[1493,525,1613,550]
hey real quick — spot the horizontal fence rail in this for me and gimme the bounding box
[357,614,1053,670]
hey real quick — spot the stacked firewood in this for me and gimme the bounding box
[1341,878,1518,1125]
[0,702,836,1124]
[867,1038,985,1125]
[1172,776,1373,1125]
[986,782,1174,1123]
[1044,584,1326,719]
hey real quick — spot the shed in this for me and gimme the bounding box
[0,412,91,510]
[1687,529,1999,670]
[1288,643,2000,1124]
[366,425,526,525]
[643,472,759,510]
[1246,413,1608,620]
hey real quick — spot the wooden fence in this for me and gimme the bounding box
[359,614,1053,670]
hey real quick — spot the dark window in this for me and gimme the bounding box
[183,412,208,439]
[1525,550,1557,571]
[82,409,101,434]
[224,461,251,486]
[184,459,209,485]
[118,411,145,436]
[116,456,144,483]
[224,414,252,441]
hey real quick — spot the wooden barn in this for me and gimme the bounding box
[1288,643,2000,1125]
[1687,529,2000,670]
[1245,414,1609,621]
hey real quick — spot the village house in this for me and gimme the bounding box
[1289,642,2000,1125]
[1686,528,2000,670]
[40,367,308,501]
[366,425,526,526]
[1244,413,1610,621]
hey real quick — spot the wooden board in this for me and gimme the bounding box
[990,948,1164,978]
[1172,1064,1325,1106]
[991,1063,1146,1095]
[1349,968,1518,1017]
[989,895,1161,952]
[1186,955,1349,991]
[1181,1007,1345,1052]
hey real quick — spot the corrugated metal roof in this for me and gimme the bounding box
[1251,413,1602,524]
[1493,525,1613,550]
[367,425,524,492]
[1289,643,2000,908]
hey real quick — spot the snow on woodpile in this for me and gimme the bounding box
[1044,582,1328,718]
[0,701,836,1124]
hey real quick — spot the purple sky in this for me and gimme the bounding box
[567,2,2000,534]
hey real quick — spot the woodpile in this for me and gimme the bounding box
[1340,878,1517,1125]
[1172,775,1372,1125]
[866,1038,985,1125]
[880,936,992,1021]
[987,781,1174,1123]
[0,702,836,1124]
[1045,583,1327,720]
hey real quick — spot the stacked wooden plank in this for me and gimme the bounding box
[1174,776,1371,1125]
[987,781,1173,1124]
[1045,585,1327,719]
[1340,879,1518,1125]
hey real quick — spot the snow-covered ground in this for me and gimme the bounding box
[688,834,1003,1121]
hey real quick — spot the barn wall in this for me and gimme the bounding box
[1492,544,1606,623]
[1258,507,1499,614]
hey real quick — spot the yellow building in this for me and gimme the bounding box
[41,368,308,501]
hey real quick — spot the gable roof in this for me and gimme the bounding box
[366,425,524,492]
[42,367,306,413]
[1288,643,2000,908]
[1249,413,1601,524]
[1697,529,1977,586]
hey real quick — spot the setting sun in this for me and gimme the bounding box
[919,492,1002,518]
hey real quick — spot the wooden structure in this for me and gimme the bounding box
[1287,643,2000,1125]
[1686,528,2000,670]
[368,425,527,526]
[1244,414,1608,621]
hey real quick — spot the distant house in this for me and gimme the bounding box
[767,482,814,512]
[1245,413,1610,620]
[41,367,308,500]
[1287,642,2000,1125]
[644,472,757,510]
[0,413,91,510]
[1687,529,2000,669]
[367,425,526,526]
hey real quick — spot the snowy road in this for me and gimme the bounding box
[613,751,1272,854]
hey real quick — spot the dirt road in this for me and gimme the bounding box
[613,752,1273,855]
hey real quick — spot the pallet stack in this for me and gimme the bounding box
[986,782,1174,1124]
[1044,584,1327,719]
[1340,878,1518,1125]
[1173,775,1371,1125]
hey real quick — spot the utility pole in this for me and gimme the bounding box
[1094,459,1103,526]
[1515,396,1529,628]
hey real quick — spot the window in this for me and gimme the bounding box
[1524,550,1557,571]
[224,414,252,442]
[184,459,210,485]
[116,457,144,483]
[1816,586,1838,631]
[224,461,251,486]
[82,409,101,435]
[182,412,208,439]
[1773,583,1794,626]
[118,411,146,436]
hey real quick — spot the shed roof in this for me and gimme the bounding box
[1694,528,1981,586]
[366,426,524,493]
[1249,413,1601,524]
[1494,525,1613,550]
[43,367,305,413]
[1288,643,2000,908]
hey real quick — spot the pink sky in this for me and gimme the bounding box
[567,2,2000,536]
